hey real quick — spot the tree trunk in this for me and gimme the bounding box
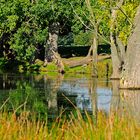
[44,22,59,63]
[116,37,125,64]
[87,29,98,77]
[92,35,98,77]
[110,0,125,79]
[44,22,64,73]
[120,5,140,89]
[110,9,122,79]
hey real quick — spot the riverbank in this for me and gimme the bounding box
[0,55,112,78]
[27,55,112,78]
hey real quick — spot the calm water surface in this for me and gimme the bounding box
[0,73,140,122]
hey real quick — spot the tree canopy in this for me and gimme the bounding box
[0,0,139,76]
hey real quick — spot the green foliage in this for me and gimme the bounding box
[73,31,92,45]
[117,2,138,45]
[0,58,8,69]
[39,62,58,73]
[72,0,139,46]
[71,0,111,45]
[0,0,48,63]
[0,0,76,70]
[46,62,58,71]
[58,33,74,45]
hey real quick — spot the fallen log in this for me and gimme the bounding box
[64,55,111,68]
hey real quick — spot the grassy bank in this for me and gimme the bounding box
[65,58,112,78]
[17,56,112,78]
[0,110,139,140]
[35,57,112,78]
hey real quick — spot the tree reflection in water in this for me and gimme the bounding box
[111,80,140,123]
[119,90,140,123]
[0,73,140,123]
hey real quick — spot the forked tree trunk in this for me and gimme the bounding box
[110,0,125,79]
[120,5,140,89]
[44,22,64,73]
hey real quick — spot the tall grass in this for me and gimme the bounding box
[0,110,139,140]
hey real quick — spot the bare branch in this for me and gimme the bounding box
[117,6,134,26]
[69,2,111,44]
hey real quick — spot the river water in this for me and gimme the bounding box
[0,73,140,122]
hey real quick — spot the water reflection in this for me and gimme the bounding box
[119,90,140,122]
[0,73,140,122]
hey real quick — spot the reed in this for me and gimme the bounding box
[0,110,139,140]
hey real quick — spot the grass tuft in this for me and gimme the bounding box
[0,110,139,140]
